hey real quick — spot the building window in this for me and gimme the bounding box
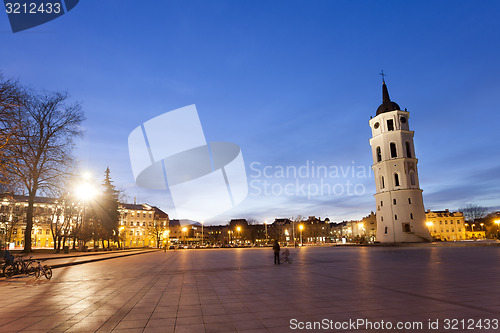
[381,216,384,221]
[381,176,385,189]
[408,198,412,204]
[410,213,413,220]
[395,215,398,220]
[136,222,140,226]
[143,222,146,226]
[394,173,400,186]
[403,224,411,233]
[387,119,394,131]
[405,141,412,158]
[385,227,388,234]
[393,199,397,205]
[380,201,383,207]
[390,142,397,158]
[46,229,50,235]
[376,146,382,162]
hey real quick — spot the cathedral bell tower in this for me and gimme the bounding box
[369,80,431,243]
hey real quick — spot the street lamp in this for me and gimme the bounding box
[201,222,204,246]
[299,224,304,246]
[236,226,241,245]
[264,221,268,244]
[495,220,500,239]
[163,229,170,248]
[119,226,125,249]
[74,172,98,250]
[182,227,187,245]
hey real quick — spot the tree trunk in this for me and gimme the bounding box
[22,191,36,253]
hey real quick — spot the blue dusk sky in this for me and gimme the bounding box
[1,0,499,224]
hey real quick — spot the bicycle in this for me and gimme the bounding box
[2,255,27,277]
[24,257,38,276]
[32,260,52,279]
[280,251,293,264]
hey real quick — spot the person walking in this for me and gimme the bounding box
[273,240,280,265]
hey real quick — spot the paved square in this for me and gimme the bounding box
[1,246,499,332]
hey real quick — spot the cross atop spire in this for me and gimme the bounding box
[379,70,387,83]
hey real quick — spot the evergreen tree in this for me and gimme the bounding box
[95,167,119,248]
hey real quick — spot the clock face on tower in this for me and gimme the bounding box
[400,116,407,123]
[374,122,380,129]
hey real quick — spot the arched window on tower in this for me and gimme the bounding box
[376,146,382,162]
[405,141,412,158]
[394,173,400,187]
[410,171,416,186]
[390,142,397,158]
[380,176,385,189]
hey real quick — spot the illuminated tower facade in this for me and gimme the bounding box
[369,81,431,242]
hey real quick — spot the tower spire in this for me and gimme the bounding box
[375,73,400,115]
[382,81,390,103]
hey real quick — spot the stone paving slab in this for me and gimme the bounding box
[0,246,499,332]
[3,249,159,270]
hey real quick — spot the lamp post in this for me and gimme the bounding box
[264,222,268,245]
[201,222,204,246]
[119,226,125,249]
[236,226,241,245]
[75,171,98,250]
[182,227,187,245]
[358,222,365,242]
[299,224,303,246]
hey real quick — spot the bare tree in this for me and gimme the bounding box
[3,90,84,252]
[148,218,167,248]
[459,204,488,223]
[0,75,24,190]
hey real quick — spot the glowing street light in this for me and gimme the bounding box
[182,227,187,245]
[495,220,500,239]
[236,226,241,244]
[299,224,304,246]
[264,221,268,244]
[201,221,204,246]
